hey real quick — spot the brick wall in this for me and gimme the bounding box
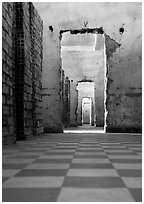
[29,3,43,136]
[2,2,16,144]
[23,3,33,138]
[2,2,43,144]
[14,3,26,139]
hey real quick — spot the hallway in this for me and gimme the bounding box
[2,132,142,202]
[2,2,142,202]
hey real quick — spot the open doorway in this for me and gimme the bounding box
[82,97,92,125]
[60,27,106,133]
[76,81,95,126]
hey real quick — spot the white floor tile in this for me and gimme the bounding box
[3,177,64,188]
[3,159,35,164]
[78,148,100,150]
[2,169,21,177]
[122,177,142,188]
[104,150,133,153]
[102,146,126,149]
[75,152,106,155]
[48,150,75,153]
[113,163,142,170]
[108,155,141,159]
[72,158,110,164]
[25,163,70,169]
[13,152,43,156]
[57,187,134,202]
[38,155,73,159]
[67,169,119,177]
[129,148,142,151]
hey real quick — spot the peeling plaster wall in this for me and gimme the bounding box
[34,2,142,133]
[42,28,63,132]
[105,32,142,133]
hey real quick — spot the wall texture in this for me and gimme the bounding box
[2,2,16,144]
[41,29,63,132]
[61,72,70,127]
[105,33,142,132]
[33,2,142,133]
[2,2,43,144]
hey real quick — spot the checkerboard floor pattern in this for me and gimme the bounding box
[2,133,142,202]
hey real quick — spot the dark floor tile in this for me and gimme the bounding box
[77,150,104,152]
[33,159,72,163]
[110,159,142,163]
[100,144,123,146]
[31,145,54,148]
[53,149,76,152]
[117,170,142,177]
[7,155,40,159]
[103,148,127,150]
[2,188,60,202]
[78,145,100,148]
[23,150,47,152]
[79,142,99,144]
[129,188,142,202]
[46,152,74,155]
[2,164,27,169]
[56,146,78,148]
[2,177,9,183]
[2,152,18,155]
[15,169,68,177]
[106,152,137,155]
[70,163,114,169]
[134,150,142,153]
[74,155,107,158]
[54,147,77,149]
[63,177,125,188]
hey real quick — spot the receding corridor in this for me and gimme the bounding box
[2,2,142,202]
[2,132,142,202]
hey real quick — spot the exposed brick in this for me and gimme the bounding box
[3,105,9,115]
[7,117,13,125]
[2,2,43,144]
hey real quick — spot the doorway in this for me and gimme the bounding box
[60,28,106,131]
[76,81,95,126]
[82,97,92,125]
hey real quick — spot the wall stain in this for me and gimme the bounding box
[105,34,121,60]
[125,92,142,97]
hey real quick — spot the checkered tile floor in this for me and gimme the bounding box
[2,133,142,202]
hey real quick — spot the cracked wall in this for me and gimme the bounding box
[34,2,142,133]
[105,33,142,133]
[42,28,63,132]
